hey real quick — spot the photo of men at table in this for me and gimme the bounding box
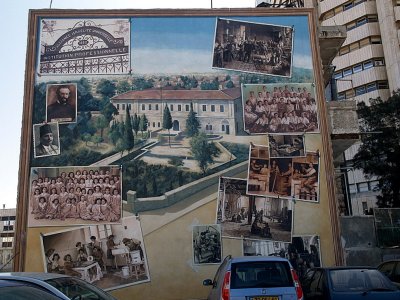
[269,134,305,158]
[217,177,293,243]
[41,216,150,290]
[28,165,122,227]
[242,83,318,134]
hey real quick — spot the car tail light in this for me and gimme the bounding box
[221,271,231,300]
[291,269,304,300]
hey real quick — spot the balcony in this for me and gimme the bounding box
[319,25,347,85]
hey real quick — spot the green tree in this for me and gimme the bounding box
[225,80,235,88]
[190,132,221,176]
[82,133,92,146]
[185,102,200,137]
[96,79,116,98]
[94,115,109,139]
[117,80,131,94]
[124,106,135,152]
[139,114,148,137]
[132,113,140,135]
[91,135,103,147]
[101,101,119,122]
[353,92,400,208]
[163,105,173,147]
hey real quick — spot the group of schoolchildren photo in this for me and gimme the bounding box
[244,85,318,134]
[30,168,121,223]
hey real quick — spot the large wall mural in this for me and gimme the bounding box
[17,9,338,299]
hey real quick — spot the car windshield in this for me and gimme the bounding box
[330,269,397,292]
[231,261,293,289]
[45,277,115,300]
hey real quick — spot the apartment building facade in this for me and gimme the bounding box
[0,207,15,271]
[318,0,400,215]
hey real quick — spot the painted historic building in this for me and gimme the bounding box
[110,87,243,135]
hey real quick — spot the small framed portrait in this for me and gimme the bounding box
[46,83,77,123]
[33,122,60,158]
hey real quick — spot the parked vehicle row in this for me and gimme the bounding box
[203,256,400,300]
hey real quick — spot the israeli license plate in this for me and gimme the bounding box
[251,297,279,300]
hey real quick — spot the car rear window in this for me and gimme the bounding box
[330,269,397,292]
[231,261,293,289]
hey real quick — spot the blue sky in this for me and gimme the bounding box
[0,0,315,209]
[132,15,312,74]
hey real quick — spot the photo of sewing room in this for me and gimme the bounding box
[41,216,150,291]
[217,177,293,242]
[291,152,320,202]
[269,134,305,158]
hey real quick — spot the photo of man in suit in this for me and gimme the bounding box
[46,83,77,123]
[34,123,60,158]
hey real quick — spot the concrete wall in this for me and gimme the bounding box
[340,215,400,266]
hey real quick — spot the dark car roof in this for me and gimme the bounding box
[230,256,291,263]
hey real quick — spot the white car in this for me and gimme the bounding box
[0,272,117,300]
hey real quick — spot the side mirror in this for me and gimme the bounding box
[203,279,213,286]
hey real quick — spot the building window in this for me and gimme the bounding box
[378,81,389,89]
[211,105,215,112]
[141,104,145,111]
[374,59,385,66]
[355,86,366,96]
[155,104,159,110]
[363,60,373,69]
[3,226,13,231]
[366,83,377,93]
[220,105,224,112]
[205,124,213,130]
[128,104,131,109]
[333,72,343,80]
[343,68,352,77]
[202,105,207,111]
[122,104,126,110]
[337,93,346,100]
[170,104,173,111]
[2,242,12,248]
[222,125,225,131]
[185,104,190,111]
[116,104,120,110]
[353,64,362,73]
[178,105,182,111]
[149,104,152,110]
[158,122,161,127]
[152,122,155,127]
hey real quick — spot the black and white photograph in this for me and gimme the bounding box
[46,83,77,123]
[242,83,319,134]
[28,166,122,227]
[217,177,293,242]
[33,122,60,158]
[248,144,270,195]
[243,239,289,257]
[192,224,222,265]
[41,216,150,291]
[292,152,319,202]
[269,134,305,158]
[213,18,293,77]
[289,235,322,279]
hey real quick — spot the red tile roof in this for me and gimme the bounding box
[111,87,241,101]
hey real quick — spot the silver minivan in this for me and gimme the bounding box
[203,256,303,300]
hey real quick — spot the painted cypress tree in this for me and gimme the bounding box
[124,105,135,153]
[185,102,200,137]
[132,113,139,136]
[162,105,173,147]
[139,114,148,137]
